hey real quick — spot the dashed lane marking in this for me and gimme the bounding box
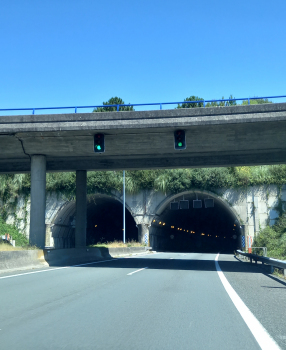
[127,267,148,276]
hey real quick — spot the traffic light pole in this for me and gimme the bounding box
[123,170,126,244]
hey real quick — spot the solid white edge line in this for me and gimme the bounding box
[215,253,281,350]
[0,258,119,280]
[127,267,148,275]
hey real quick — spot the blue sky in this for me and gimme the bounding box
[1,0,286,112]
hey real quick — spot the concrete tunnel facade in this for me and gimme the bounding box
[47,188,242,253]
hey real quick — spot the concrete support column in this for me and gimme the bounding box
[30,155,46,249]
[75,170,87,248]
[137,223,149,245]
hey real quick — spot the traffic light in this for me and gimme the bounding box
[94,133,105,153]
[174,130,186,150]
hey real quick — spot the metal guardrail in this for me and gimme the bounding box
[236,250,286,275]
[0,94,286,115]
[251,246,267,257]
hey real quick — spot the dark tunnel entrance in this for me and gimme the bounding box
[150,191,242,253]
[51,195,138,248]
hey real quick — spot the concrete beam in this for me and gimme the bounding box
[30,155,46,249]
[75,170,87,248]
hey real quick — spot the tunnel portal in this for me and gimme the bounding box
[51,195,138,248]
[150,192,241,253]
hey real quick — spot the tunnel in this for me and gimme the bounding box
[50,194,138,248]
[150,191,242,253]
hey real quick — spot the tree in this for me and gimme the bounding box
[93,97,134,112]
[241,97,272,105]
[177,95,204,108]
[205,95,237,107]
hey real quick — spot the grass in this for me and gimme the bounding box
[88,240,145,248]
[0,242,38,251]
[273,268,286,280]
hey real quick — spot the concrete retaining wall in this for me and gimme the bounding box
[0,250,48,272]
[0,246,147,272]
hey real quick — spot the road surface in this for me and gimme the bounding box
[0,252,285,349]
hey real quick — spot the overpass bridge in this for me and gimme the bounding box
[0,102,286,172]
[1,102,286,248]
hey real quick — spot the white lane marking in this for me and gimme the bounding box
[0,259,119,280]
[127,267,148,276]
[215,253,281,350]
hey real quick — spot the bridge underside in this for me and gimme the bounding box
[0,103,286,173]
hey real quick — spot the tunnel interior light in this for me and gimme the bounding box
[171,226,174,229]
[187,230,189,232]
[95,225,97,227]
[201,233,205,236]
[159,222,162,225]
[180,228,182,231]
[234,224,236,226]
[163,223,165,226]
[153,219,156,222]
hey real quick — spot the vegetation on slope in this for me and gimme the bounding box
[253,212,286,260]
[0,217,29,247]
[0,166,286,202]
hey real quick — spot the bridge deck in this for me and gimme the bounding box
[0,103,286,172]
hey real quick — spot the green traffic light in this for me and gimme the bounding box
[96,145,101,150]
[178,142,183,147]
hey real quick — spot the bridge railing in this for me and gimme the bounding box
[236,249,286,276]
[1,94,286,116]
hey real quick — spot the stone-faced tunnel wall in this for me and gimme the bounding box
[3,184,286,248]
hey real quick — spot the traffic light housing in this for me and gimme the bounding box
[174,130,186,150]
[94,133,105,153]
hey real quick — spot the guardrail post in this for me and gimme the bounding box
[160,103,162,110]
[75,107,77,113]
[284,269,286,277]
[270,265,274,273]
[32,108,35,115]
[248,98,250,105]
[117,105,119,111]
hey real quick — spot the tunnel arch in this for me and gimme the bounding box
[150,189,243,253]
[50,193,137,248]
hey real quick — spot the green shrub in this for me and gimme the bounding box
[253,212,286,260]
[0,217,29,247]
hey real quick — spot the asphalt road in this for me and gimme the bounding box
[0,252,284,350]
